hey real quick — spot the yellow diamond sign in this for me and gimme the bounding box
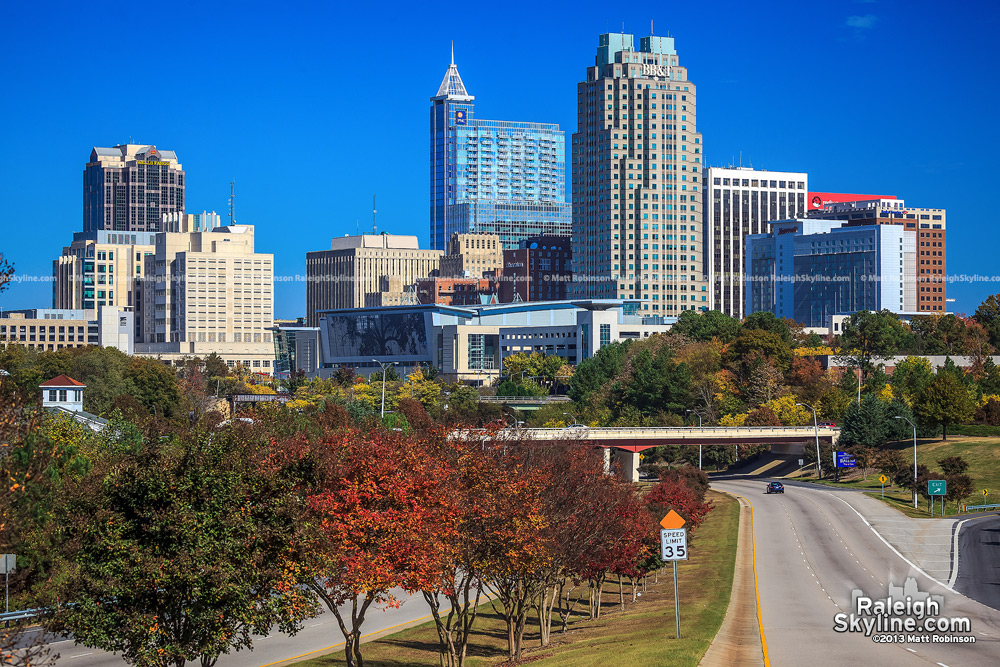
[879,474,888,485]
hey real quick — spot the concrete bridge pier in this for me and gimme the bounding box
[603,447,612,475]
[614,448,641,483]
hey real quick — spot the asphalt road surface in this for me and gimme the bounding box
[22,588,433,666]
[954,514,1000,612]
[712,478,1000,666]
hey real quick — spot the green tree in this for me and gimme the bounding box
[610,348,690,417]
[203,352,230,379]
[838,395,891,449]
[838,310,908,385]
[915,374,974,440]
[36,430,318,667]
[670,310,740,343]
[973,293,1000,349]
[725,329,793,372]
[127,357,182,417]
[891,356,934,405]
[70,347,138,416]
[741,311,792,345]
[568,342,630,401]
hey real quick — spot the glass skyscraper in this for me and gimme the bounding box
[430,50,571,251]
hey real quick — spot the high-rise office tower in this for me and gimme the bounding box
[705,167,808,319]
[809,198,947,312]
[572,33,708,314]
[136,225,274,370]
[83,144,185,233]
[430,49,571,251]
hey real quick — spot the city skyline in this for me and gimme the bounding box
[2,1,997,319]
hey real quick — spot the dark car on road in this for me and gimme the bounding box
[766,481,784,494]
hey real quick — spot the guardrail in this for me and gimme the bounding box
[0,607,41,623]
[478,396,571,403]
[964,503,1000,512]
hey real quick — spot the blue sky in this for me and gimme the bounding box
[2,0,997,319]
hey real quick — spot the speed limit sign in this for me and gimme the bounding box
[660,528,688,561]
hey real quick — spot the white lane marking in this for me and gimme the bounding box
[69,654,94,659]
[937,663,949,666]
[51,639,73,644]
[947,519,968,588]
[310,622,324,627]
[828,494,955,591]
[906,648,916,653]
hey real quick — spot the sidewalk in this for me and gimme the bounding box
[821,487,958,585]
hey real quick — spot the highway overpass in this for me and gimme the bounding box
[482,426,841,481]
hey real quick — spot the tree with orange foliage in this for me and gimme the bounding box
[300,428,455,667]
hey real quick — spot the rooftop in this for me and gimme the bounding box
[40,374,86,388]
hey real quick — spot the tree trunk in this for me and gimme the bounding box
[618,573,624,608]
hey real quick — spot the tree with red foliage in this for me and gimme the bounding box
[422,428,548,666]
[299,428,455,667]
[646,470,714,535]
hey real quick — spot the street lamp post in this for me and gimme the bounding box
[686,409,703,470]
[562,412,579,426]
[372,359,398,419]
[797,402,822,480]
[895,415,919,509]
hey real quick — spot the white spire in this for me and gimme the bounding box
[434,42,473,100]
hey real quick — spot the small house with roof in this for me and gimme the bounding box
[40,375,85,411]
[39,375,108,432]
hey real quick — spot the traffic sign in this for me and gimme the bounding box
[660,528,688,561]
[879,474,888,485]
[660,510,687,530]
[983,489,989,497]
[833,451,857,468]
[928,480,947,496]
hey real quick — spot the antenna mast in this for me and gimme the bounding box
[228,181,237,225]
[372,194,377,234]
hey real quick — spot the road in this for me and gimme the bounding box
[954,514,1000,612]
[24,589,434,666]
[712,478,1000,666]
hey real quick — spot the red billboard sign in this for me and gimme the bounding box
[809,192,897,210]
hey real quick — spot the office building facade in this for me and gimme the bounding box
[745,219,917,327]
[1,307,133,354]
[439,233,504,278]
[705,167,808,319]
[499,236,572,303]
[136,225,275,370]
[571,32,708,314]
[52,231,156,314]
[809,198,947,312]
[430,52,571,250]
[305,234,443,324]
[313,300,670,383]
[83,145,184,233]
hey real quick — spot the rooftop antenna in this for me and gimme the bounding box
[372,194,377,235]
[228,181,237,225]
[451,40,454,66]
[356,219,359,236]
[651,19,654,35]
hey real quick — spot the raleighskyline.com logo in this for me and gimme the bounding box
[832,577,974,643]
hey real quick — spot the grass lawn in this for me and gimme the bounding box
[291,490,739,667]
[785,436,1000,518]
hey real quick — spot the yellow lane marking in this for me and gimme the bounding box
[734,493,771,667]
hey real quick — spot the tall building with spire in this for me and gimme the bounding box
[571,33,708,315]
[429,47,571,251]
